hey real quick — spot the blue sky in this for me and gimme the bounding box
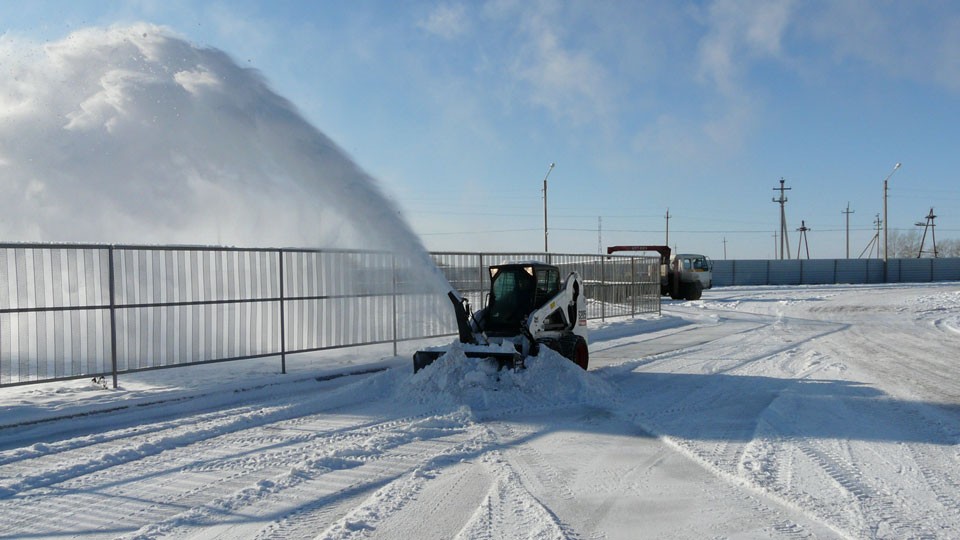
[3,1,959,259]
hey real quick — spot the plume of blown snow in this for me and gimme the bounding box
[0,23,448,292]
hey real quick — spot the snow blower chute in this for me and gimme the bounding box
[413,262,590,373]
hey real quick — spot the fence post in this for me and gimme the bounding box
[278,250,286,374]
[108,246,119,389]
[392,253,398,357]
[478,253,484,302]
[600,256,606,322]
[630,257,636,317]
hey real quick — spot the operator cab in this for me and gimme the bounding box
[484,263,560,336]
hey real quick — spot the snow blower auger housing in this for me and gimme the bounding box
[413,262,589,373]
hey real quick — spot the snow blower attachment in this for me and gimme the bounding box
[413,262,589,373]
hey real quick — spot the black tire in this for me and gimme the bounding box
[560,334,589,370]
[684,281,703,301]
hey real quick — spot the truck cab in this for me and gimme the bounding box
[672,253,713,290]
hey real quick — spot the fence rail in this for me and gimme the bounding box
[0,244,660,388]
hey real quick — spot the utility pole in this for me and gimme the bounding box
[723,237,728,260]
[773,231,778,259]
[664,208,671,246]
[542,162,554,253]
[915,207,939,258]
[882,162,901,280]
[875,214,883,259]
[859,214,882,259]
[597,216,602,254]
[772,178,791,259]
[796,220,811,259]
[842,202,855,259]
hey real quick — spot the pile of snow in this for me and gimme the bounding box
[391,342,619,416]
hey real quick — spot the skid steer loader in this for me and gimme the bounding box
[413,262,589,373]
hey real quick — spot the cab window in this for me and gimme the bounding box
[535,268,560,307]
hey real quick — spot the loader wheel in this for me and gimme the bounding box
[561,335,588,370]
[573,337,589,370]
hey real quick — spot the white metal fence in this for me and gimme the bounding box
[0,244,660,388]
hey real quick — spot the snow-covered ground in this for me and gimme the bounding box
[1,283,959,539]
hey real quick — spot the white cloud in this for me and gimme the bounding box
[505,6,615,127]
[622,0,790,169]
[800,0,960,93]
[630,99,756,170]
[697,0,794,96]
[419,3,469,39]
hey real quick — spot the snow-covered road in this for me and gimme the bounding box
[1,283,959,539]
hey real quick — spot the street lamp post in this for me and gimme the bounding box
[542,162,555,253]
[882,162,901,281]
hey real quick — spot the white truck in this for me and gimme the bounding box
[607,245,712,301]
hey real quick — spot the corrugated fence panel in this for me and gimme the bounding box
[769,260,801,286]
[836,259,867,283]
[899,259,934,283]
[887,260,902,282]
[730,260,769,286]
[0,246,112,385]
[711,260,733,287]
[866,260,885,283]
[717,258,957,286]
[933,258,960,281]
[800,260,836,285]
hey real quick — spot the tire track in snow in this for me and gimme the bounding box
[121,414,479,540]
[610,309,859,538]
[0,402,365,499]
[0,373,394,498]
[489,421,577,504]
[451,450,572,540]
[0,395,464,539]
[170,433,480,540]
